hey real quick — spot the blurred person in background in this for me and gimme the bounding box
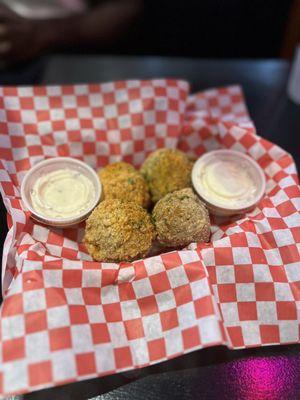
[0,0,141,65]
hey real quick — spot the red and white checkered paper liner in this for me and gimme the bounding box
[0,80,299,397]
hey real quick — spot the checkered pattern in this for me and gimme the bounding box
[0,80,299,397]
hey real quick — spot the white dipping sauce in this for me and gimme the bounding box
[30,168,96,218]
[192,150,265,214]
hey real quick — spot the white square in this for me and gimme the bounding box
[246,232,261,247]
[253,264,273,282]
[284,213,300,228]
[202,248,215,266]
[94,343,115,372]
[132,278,153,298]
[155,97,167,111]
[47,305,70,329]
[3,360,28,393]
[144,110,156,125]
[101,285,120,304]
[4,96,20,110]
[118,115,131,129]
[78,108,92,119]
[271,189,289,206]
[165,328,183,357]
[107,130,121,143]
[23,289,46,313]
[21,110,37,124]
[241,321,260,346]
[121,300,141,320]
[71,324,93,353]
[52,350,77,382]
[82,270,101,287]
[265,249,282,266]
[34,96,49,110]
[279,321,299,343]
[216,265,235,284]
[199,315,223,344]
[65,288,84,305]
[236,283,256,301]
[167,266,188,288]
[220,303,239,325]
[177,303,196,328]
[62,95,77,108]
[257,302,277,324]
[65,118,80,130]
[254,218,272,233]
[179,250,200,264]
[104,105,118,118]
[2,315,25,340]
[144,256,165,276]
[38,120,52,135]
[43,270,63,287]
[87,305,105,323]
[285,262,300,282]
[115,89,129,102]
[108,322,128,346]
[274,283,294,301]
[155,290,176,312]
[47,86,62,96]
[273,229,295,247]
[143,314,162,340]
[26,331,50,362]
[233,247,251,265]
[167,111,179,125]
[190,278,211,300]
[129,99,142,113]
[50,109,65,121]
[129,338,149,365]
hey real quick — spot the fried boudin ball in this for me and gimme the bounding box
[99,162,150,208]
[140,148,193,203]
[152,188,210,247]
[84,199,155,262]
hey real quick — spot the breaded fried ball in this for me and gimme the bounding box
[99,161,135,180]
[99,162,150,208]
[152,188,210,247]
[84,199,155,262]
[140,148,193,203]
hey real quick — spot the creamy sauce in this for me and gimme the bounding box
[30,168,96,219]
[197,157,258,208]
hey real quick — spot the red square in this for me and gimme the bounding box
[45,288,67,308]
[214,247,234,265]
[82,288,100,305]
[277,201,296,217]
[249,248,267,264]
[117,102,129,114]
[57,143,70,156]
[194,296,215,319]
[291,227,300,243]
[63,270,82,288]
[25,310,47,334]
[291,282,300,301]
[69,305,89,324]
[109,143,121,155]
[1,294,23,316]
[138,295,159,316]
[134,140,144,152]
[160,309,179,331]
[49,327,72,351]
[149,272,171,294]
[269,266,288,282]
[230,233,247,247]
[11,135,26,147]
[255,283,275,301]
[20,97,34,109]
[103,303,122,322]
[3,337,25,362]
[161,252,182,269]
[118,283,136,301]
[91,323,111,344]
[76,353,96,376]
[280,245,298,265]
[29,361,52,386]
[68,130,81,141]
[260,325,280,344]
[259,232,277,249]
[227,326,244,347]
[148,338,166,361]
[114,347,132,369]
[185,261,207,282]
[237,302,258,321]
[47,232,64,246]
[206,266,217,285]
[49,96,63,108]
[276,301,297,320]
[124,318,145,339]
[83,142,96,154]
[15,158,31,172]
[52,120,66,131]
[234,265,254,283]
[61,247,78,259]
[173,285,193,306]
[182,326,201,349]
[22,271,44,291]
[218,284,237,303]
[76,95,89,107]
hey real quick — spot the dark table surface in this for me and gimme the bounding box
[0,56,299,400]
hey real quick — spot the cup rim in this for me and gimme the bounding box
[20,157,101,226]
[191,149,266,213]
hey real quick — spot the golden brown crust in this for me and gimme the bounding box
[99,162,150,208]
[140,148,193,203]
[84,199,155,262]
[152,188,210,247]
